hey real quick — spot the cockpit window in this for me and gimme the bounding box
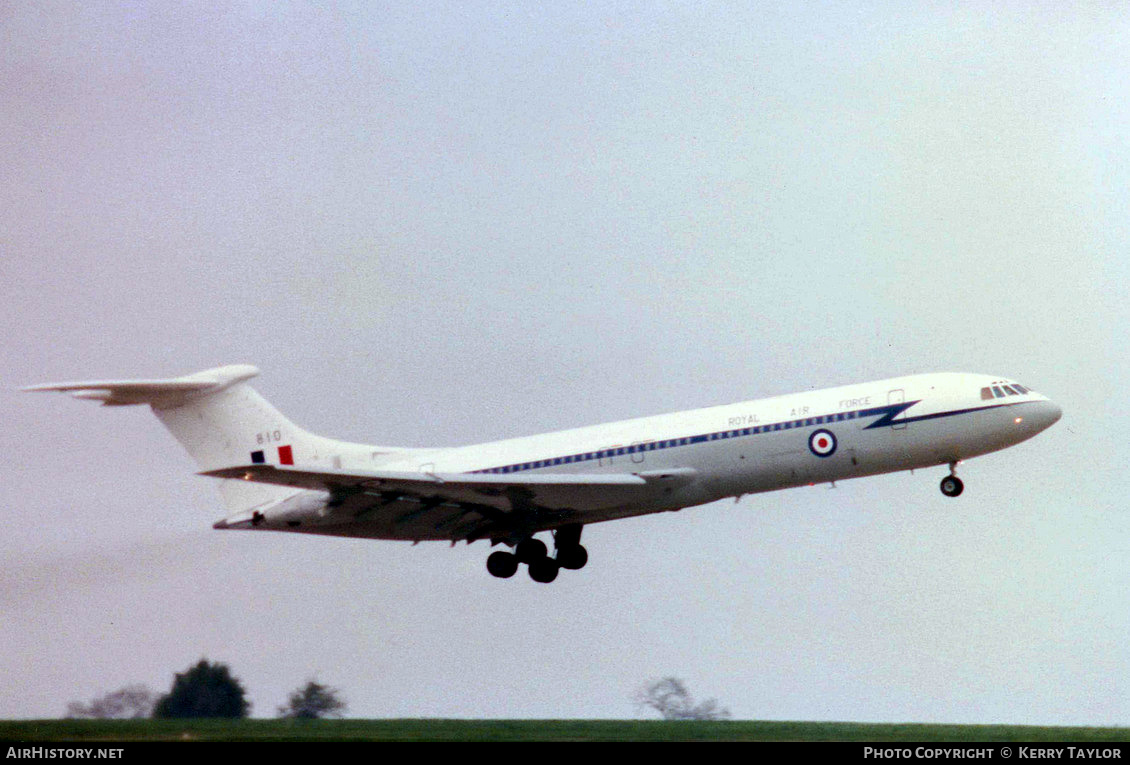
[983,383,1032,399]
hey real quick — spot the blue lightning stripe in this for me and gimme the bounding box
[470,400,1017,475]
[860,400,920,429]
[890,402,1006,427]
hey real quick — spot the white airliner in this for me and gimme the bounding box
[25,365,1061,583]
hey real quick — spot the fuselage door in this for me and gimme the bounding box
[888,389,908,430]
[629,440,651,464]
[598,445,622,468]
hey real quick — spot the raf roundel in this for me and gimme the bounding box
[809,428,837,458]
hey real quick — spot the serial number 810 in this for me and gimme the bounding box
[256,430,283,445]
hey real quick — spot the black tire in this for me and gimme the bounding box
[486,551,518,578]
[556,544,588,571]
[515,538,548,563]
[528,557,559,584]
[940,475,964,497]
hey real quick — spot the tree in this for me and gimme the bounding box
[635,677,731,721]
[277,679,347,719]
[66,685,156,719]
[152,659,250,719]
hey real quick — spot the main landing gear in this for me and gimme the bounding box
[486,524,588,584]
[940,462,964,497]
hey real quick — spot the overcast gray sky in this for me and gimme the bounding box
[2,2,1127,723]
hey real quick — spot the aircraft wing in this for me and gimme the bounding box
[203,463,696,512]
[202,464,698,541]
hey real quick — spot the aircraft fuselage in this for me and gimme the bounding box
[25,366,1062,582]
[377,372,1061,527]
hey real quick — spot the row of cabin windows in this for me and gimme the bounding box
[479,411,861,474]
[981,383,1029,400]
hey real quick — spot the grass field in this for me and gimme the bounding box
[2,719,1128,742]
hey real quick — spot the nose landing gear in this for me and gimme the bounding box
[940,462,964,497]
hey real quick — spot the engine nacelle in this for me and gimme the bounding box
[213,489,332,530]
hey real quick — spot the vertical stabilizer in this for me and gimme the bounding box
[151,376,316,513]
[24,364,396,514]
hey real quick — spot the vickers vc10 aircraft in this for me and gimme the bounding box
[25,365,1061,583]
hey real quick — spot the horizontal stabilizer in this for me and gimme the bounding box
[22,365,260,408]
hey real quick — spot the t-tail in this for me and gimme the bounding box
[22,364,408,519]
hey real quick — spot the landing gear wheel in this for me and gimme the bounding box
[528,557,559,584]
[486,551,518,578]
[556,544,588,571]
[940,475,964,497]
[515,538,548,564]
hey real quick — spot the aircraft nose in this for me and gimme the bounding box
[1033,399,1063,431]
[1009,397,1061,442]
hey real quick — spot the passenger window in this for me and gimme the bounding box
[981,387,993,400]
